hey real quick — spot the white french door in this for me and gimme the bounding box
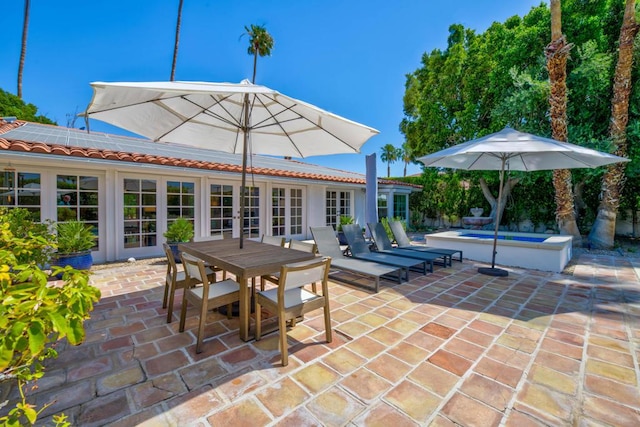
[208,180,264,239]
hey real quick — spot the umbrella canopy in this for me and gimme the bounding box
[417,126,629,276]
[84,79,379,248]
[419,127,627,171]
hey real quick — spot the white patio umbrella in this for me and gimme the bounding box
[418,126,629,276]
[83,80,379,248]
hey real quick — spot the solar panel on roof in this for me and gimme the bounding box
[2,123,365,180]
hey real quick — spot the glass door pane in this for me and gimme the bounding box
[210,183,235,239]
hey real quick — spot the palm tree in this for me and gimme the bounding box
[244,24,274,84]
[17,0,30,99]
[380,144,400,178]
[400,142,413,177]
[545,0,581,245]
[170,0,184,81]
[588,0,639,248]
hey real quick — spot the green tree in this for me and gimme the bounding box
[589,0,639,248]
[400,142,414,177]
[380,144,401,177]
[401,1,639,239]
[546,0,581,244]
[0,88,55,124]
[244,24,274,84]
[170,0,184,81]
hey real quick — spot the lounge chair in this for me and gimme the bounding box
[342,224,430,274]
[367,222,450,267]
[310,226,404,292]
[389,220,463,263]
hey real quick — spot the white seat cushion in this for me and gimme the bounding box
[187,279,239,300]
[259,287,318,309]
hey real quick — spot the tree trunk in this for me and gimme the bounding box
[17,0,30,99]
[546,0,582,246]
[170,0,184,81]
[588,0,639,249]
[479,177,520,228]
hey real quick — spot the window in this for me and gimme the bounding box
[123,179,157,248]
[377,194,388,220]
[243,186,260,239]
[0,171,41,217]
[272,188,286,236]
[210,183,234,238]
[57,175,99,249]
[167,180,195,226]
[326,190,351,229]
[272,187,304,237]
[290,188,303,235]
[393,194,407,220]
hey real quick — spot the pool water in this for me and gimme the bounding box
[463,233,547,243]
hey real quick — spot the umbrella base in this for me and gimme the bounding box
[478,267,509,277]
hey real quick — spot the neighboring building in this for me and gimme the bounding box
[0,119,420,263]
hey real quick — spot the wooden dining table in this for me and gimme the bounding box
[179,238,316,341]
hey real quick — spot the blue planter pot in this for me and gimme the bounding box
[168,243,182,263]
[52,251,94,273]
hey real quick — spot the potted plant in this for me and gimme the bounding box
[52,220,97,271]
[336,215,354,245]
[163,218,194,262]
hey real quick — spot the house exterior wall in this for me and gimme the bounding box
[1,153,369,263]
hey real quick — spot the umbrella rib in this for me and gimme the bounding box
[248,94,304,157]
[255,93,361,154]
[154,94,244,142]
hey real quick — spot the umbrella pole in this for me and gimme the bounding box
[239,94,250,249]
[478,157,509,277]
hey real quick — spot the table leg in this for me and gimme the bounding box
[239,272,250,341]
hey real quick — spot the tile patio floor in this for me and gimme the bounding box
[8,252,640,426]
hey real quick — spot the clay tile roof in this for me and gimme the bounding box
[0,120,421,189]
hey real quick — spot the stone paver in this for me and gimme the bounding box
[3,253,638,426]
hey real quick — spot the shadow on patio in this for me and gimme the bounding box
[6,254,640,426]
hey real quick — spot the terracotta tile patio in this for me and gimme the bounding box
[5,252,640,426]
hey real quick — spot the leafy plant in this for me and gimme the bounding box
[56,220,97,255]
[0,211,100,425]
[336,215,354,232]
[163,218,194,243]
[381,217,404,241]
[0,208,55,267]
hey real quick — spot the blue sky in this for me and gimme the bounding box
[1,0,546,176]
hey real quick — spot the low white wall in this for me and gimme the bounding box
[426,230,573,273]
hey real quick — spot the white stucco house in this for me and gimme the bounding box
[0,119,420,263]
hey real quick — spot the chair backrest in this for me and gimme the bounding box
[180,252,208,285]
[193,234,224,242]
[389,221,411,247]
[310,226,344,258]
[280,257,331,291]
[367,223,394,251]
[288,239,317,254]
[163,243,178,276]
[261,235,285,247]
[342,224,371,255]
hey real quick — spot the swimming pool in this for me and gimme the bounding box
[463,233,548,243]
[425,230,573,273]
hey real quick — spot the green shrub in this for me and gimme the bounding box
[0,210,100,426]
[337,215,354,232]
[0,208,55,267]
[163,218,194,243]
[56,220,97,254]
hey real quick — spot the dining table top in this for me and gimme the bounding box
[179,238,316,277]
